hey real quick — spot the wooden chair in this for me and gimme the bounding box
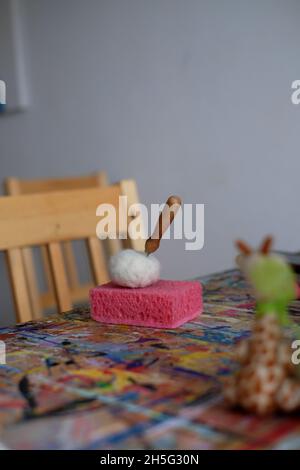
[0,180,144,323]
[4,172,121,319]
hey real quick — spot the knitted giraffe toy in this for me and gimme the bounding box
[224,236,300,415]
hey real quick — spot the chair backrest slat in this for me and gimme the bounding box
[21,247,42,319]
[5,248,32,323]
[47,242,72,313]
[5,173,107,195]
[87,236,110,285]
[0,185,121,249]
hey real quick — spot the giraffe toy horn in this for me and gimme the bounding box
[259,236,273,255]
[235,240,252,256]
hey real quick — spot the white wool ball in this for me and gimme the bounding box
[109,249,160,288]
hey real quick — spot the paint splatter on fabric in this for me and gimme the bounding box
[0,269,299,449]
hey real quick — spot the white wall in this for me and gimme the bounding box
[1,0,300,325]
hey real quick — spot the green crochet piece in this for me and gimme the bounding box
[236,237,298,327]
[248,254,297,325]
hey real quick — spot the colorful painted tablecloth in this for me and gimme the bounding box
[0,269,300,450]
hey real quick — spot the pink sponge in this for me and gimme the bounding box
[90,280,202,328]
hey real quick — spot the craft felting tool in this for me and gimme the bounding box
[90,195,202,328]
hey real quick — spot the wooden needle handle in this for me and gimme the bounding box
[145,195,182,255]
